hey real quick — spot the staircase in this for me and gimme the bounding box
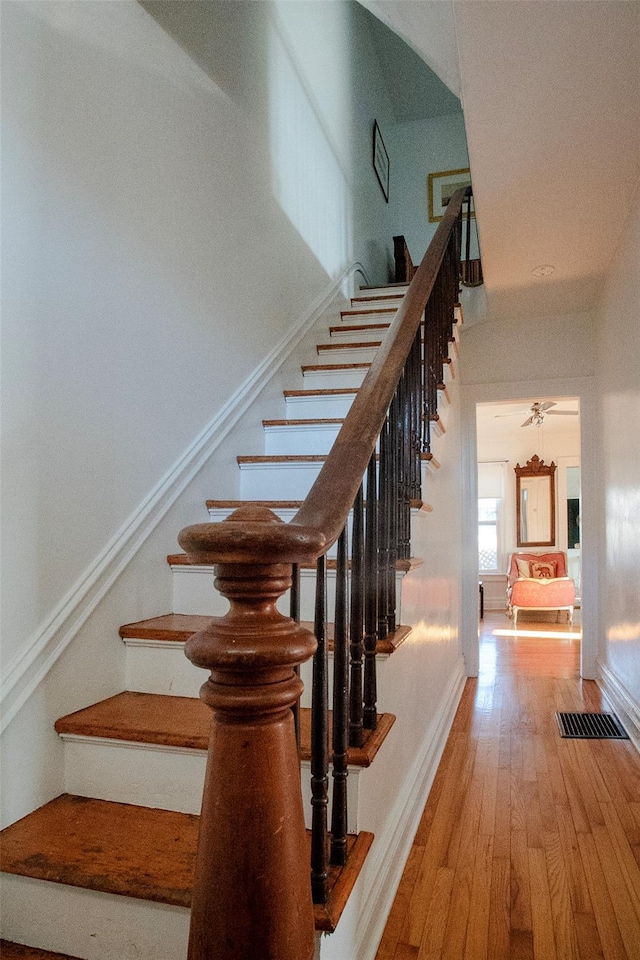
[0,277,460,959]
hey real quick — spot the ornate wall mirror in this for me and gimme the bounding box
[515,455,556,547]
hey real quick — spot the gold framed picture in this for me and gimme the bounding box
[428,168,473,222]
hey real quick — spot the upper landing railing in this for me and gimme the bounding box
[179,187,476,960]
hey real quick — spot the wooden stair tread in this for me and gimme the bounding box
[237,452,437,466]
[317,341,382,351]
[237,454,326,464]
[301,362,370,372]
[284,388,358,399]
[261,419,344,427]
[121,614,413,657]
[0,943,83,960]
[54,691,396,767]
[351,293,404,302]
[330,323,390,334]
[340,307,397,316]
[0,795,372,932]
[205,498,430,512]
[167,553,423,573]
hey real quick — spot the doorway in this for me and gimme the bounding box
[461,380,597,681]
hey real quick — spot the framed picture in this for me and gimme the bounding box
[373,121,390,203]
[428,167,473,222]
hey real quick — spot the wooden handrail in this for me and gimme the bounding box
[179,186,469,567]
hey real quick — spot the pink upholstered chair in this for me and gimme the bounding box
[506,551,576,626]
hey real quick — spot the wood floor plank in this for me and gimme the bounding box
[578,832,628,960]
[375,844,424,960]
[374,614,640,960]
[528,846,558,960]
[463,833,494,960]
[416,867,455,960]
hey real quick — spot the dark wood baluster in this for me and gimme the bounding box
[400,368,411,561]
[290,562,301,750]
[331,527,349,866]
[410,328,422,500]
[464,193,472,281]
[310,554,329,904]
[387,391,400,634]
[363,454,378,730]
[421,314,430,454]
[424,300,437,453]
[349,484,365,748]
[377,416,390,642]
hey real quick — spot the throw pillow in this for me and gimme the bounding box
[530,560,557,579]
[516,559,531,578]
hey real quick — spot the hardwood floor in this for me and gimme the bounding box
[375,613,640,960]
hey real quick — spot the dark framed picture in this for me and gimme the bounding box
[373,121,390,203]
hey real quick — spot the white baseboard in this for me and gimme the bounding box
[354,657,466,960]
[1,261,367,733]
[597,659,640,751]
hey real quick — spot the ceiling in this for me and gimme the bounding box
[477,398,580,448]
[361,5,461,122]
[361,1,640,320]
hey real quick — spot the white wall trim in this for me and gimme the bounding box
[1,261,369,733]
[597,659,640,752]
[354,657,466,960]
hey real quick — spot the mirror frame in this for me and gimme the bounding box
[515,455,556,547]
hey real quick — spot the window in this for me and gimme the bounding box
[478,498,499,571]
[477,461,507,573]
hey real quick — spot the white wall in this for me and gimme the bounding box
[595,183,640,710]
[0,0,397,823]
[386,113,470,265]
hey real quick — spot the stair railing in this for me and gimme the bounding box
[179,186,473,960]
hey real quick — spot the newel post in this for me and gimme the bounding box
[178,506,322,960]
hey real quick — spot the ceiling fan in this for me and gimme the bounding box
[494,401,579,427]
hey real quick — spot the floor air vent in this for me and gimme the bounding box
[556,711,628,739]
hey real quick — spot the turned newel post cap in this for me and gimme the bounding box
[178,504,327,566]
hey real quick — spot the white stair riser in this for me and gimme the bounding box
[340,311,397,326]
[170,563,406,621]
[316,344,380,363]
[239,460,322,499]
[356,285,408,298]
[263,422,342,456]
[284,393,355,419]
[125,639,208,697]
[0,874,190,960]
[58,737,361,832]
[301,367,368,390]
[350,297,404,309]
[329,326,389,342]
